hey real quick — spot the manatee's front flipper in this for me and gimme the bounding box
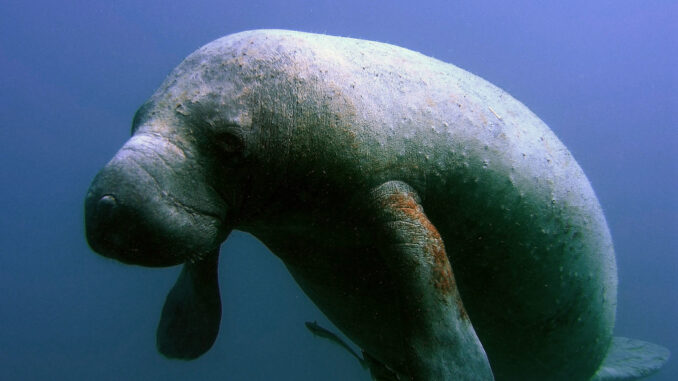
[370,181,494,380]
[156,249,221,359]
[591,337,670,380]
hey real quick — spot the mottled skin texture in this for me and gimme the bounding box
[85,30,620,380]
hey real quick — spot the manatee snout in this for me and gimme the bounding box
[85,192,128,260]
[85,159,188,266]
[85,133,228,267]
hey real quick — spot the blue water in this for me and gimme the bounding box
[1,1,675,380]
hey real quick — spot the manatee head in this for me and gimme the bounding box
[85,115,222,266]
[84,42,278,266]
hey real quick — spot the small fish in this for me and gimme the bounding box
[305,321,367,368]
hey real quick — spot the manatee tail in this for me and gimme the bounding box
[591,337,670,380]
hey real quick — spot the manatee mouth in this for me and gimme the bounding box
[86,195,223,267]
[85,158,227,267]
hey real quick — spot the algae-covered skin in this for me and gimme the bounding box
[85,30,619,380]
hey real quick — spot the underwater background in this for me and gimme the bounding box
[0,1,675,380]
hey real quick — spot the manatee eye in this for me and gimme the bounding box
[213,131,244,154]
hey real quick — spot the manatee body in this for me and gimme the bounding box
[85,30,668,380]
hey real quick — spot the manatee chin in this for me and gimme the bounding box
[85,192,223,267]
[84,134,228,267]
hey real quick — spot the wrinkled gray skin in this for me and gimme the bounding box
[85,30,619,380]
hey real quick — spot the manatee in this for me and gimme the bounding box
[84,30,669,380]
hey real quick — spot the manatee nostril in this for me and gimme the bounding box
[97,194,118,220]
